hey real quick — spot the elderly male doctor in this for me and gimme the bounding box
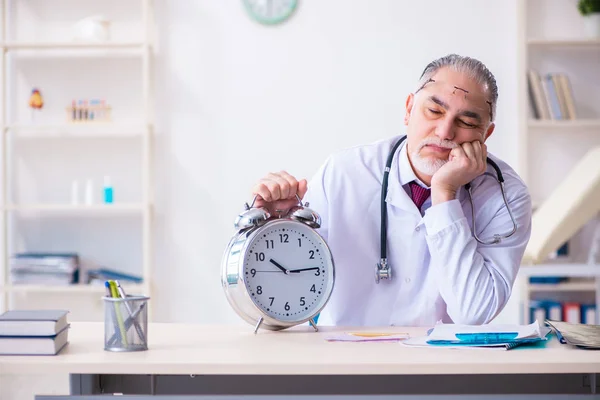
[252,54,532,326]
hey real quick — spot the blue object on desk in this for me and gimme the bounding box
[454,332,519,344]
[427,332,520,345]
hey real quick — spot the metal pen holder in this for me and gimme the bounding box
[103,294,149,352]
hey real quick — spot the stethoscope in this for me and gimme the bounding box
[376,135,518,283]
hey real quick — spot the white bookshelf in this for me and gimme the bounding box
[8,123,149,138]
[527,38,600,47]
[3,203,147,213]
[3,282,146,294]
[0,1,155,319]
[1,41,145,49]
[520,264,600,324]
[528,119,600,129]
[528,281,596,292]
[517,1,600,326]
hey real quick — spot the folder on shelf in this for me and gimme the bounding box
[86,268,142,285]
[522,146,600,264]
[10,252,79,285]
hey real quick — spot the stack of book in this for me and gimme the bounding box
[527,69,577,120]
[10,253,79,285]
[530,299,597,325]
[0,310,70,355]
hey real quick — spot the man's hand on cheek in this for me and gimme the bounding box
[430,141,488,205]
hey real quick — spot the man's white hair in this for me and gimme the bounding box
[417,54,498,122]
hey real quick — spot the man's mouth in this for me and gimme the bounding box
[423,144,451,153]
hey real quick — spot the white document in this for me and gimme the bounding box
[427,321,547,342]
[401,321,551,351]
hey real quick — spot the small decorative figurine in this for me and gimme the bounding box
[29,88,44,109]
[29,88,44,122]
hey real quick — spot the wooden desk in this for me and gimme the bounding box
[1,322,599,397]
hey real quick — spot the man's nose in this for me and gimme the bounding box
[435,118,455,141]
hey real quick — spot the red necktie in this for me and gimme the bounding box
[409,181,431,209]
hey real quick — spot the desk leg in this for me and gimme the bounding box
[69,374,101,395]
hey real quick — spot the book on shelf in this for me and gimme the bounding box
[530,300,596,325]
[0,309,69,355]
[527,69,578,121]
[86,268,143,285]
[10,252,79,286]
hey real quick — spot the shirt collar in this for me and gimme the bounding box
[385,137,429,217]
[398,139,429,190]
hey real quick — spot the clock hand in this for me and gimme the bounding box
[269,258,289,274]
[289,267,320,273]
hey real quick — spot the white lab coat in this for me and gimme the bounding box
[303,135,532,326]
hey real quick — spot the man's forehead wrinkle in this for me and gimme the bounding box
[414,78,494,121]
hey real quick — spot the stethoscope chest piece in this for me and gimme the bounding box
[376,258,391,283]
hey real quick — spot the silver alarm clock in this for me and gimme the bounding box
[221,195,335,333]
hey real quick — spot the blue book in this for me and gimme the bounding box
[544,75,563,120]
[87,268,142,283]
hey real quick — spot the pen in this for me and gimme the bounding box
[105,281,123,345]
[109,280,128,347]
[115,280,146,344]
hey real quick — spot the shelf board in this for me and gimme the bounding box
[2,203,147,213]
[528,119,600,128]
[528,280,597,292]
[527,38,600,47]
[1,282,146,294]
[7,123,150,138]
[1,41,147,58]
[1,41,145,50]
[520,263,600,278]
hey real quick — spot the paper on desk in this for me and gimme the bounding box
[545,319,600,349]
[401,321,551,350]
[427,320,547,342]
[401,335,511,350]
[325,332,409,342]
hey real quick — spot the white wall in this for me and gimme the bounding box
[151,0,521,325]
[2,0,523,326]
[2,2,525,398]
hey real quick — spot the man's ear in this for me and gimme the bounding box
[484,122,495,141]
[404,93,415,125]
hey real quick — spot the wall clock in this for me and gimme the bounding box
[242,0,298,25]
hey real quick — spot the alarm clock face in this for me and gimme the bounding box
[242,0,298,25]
[243,219,333,323]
